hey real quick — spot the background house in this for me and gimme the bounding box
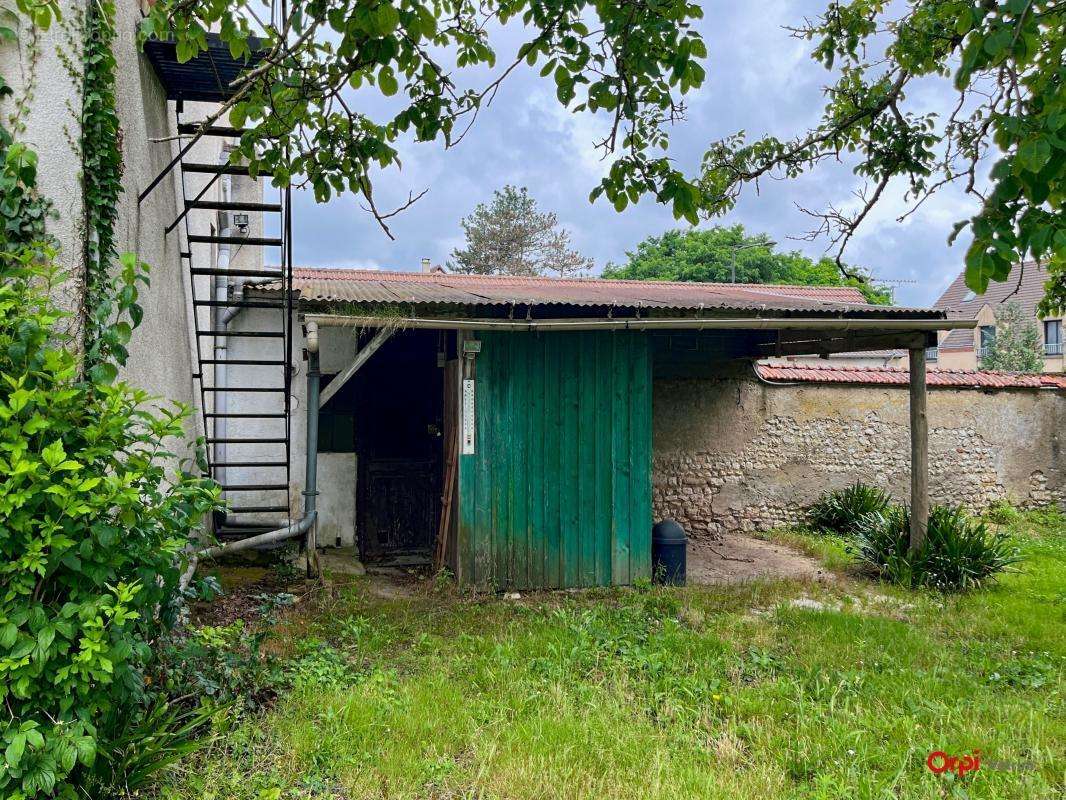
[933,261,1062,372]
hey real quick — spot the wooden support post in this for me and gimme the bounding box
[318,327,394,408]
[908,345,929,553]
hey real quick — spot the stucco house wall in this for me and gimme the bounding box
[0,1,251,447]
[653,368,1065,539]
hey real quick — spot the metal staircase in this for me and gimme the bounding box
[175,118,295,540]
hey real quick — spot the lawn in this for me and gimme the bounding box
[162,512,1064,800]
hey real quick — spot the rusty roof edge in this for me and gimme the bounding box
[305,314,971,332]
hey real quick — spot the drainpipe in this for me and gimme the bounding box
[201,321,319,559]
[213,157,236,492]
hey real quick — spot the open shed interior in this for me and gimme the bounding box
[319,329,452,566]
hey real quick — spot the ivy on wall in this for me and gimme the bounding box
[0,2,54,250]
[81,0,124,366]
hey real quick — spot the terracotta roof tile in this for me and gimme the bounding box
[755,363,1066,389]
[256,267,940,318]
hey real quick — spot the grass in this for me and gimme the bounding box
[163,512,1065,799]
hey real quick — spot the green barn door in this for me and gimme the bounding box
[457,331,652,590]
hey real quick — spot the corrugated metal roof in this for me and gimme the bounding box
[756,363,1066,389]
[255,268,942,318]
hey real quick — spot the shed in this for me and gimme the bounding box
[227,268,971,590]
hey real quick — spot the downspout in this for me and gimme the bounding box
[201,321,319,558]
[213,155,236,492]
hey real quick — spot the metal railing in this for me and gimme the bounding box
[1045,341,1063,356]
[925,347,939,362]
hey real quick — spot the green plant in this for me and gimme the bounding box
[855,505,1022,591]
[85,698,222,796]
[0,243,220,798]
[808,482,892,536]
[287,640,354,688]
[985,498,1023,526]
[157,621,284,710]
[80,0,123,360]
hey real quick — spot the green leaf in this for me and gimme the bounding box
[88,362,118,385]
[5,734,25,768]
[378,69,399,97]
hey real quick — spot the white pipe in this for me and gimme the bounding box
[306,314,976,333]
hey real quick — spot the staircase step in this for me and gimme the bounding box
[212,461,288,467]
[201,386,287,393]
[190,267,284,278]
[220,483,289,491]
[186,200,282,212]
[228,504,291,514]
[208,436,288,444]
[201,358,288,365]
[194,299,288,309]
[182,163,270,177]
[196,329,284,337]
[188,234,283,247]
[178,123,248,137]
[205,411,287,418]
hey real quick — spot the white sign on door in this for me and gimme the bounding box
[462,379,475,455]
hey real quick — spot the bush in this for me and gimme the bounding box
[0,244,220,798]
[985,498,1022,525]
[854,505,1021,591]
[157,621,285,710]
[809,482,892,535]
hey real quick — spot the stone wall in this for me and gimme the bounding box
[652,367,1065,539]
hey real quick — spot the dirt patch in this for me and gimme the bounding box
[687,533,834,585]
[191,565,306,628]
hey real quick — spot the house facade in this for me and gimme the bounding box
[933,261,1063,372]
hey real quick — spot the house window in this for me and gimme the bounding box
[978,325,996,358]
[1045,319,1063,356]
[925,346,939,362]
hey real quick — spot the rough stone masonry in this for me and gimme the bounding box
[652,370,1065,539]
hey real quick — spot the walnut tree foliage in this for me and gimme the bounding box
[697,1,1064,310]
[449,185,592,277]
[980,299,1045,371]
[142,0,708,237]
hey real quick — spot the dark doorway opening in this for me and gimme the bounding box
[337,329,447,565]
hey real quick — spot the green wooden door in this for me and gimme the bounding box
[457,331,652,589]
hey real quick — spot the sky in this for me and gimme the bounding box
[284,1,981,308]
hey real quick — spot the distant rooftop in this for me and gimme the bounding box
[756,363,1066,390]
[935,261,1052,352]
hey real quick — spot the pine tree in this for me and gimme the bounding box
[449,186,592,278]
[980,301,1044,373]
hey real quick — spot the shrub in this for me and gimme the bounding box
[985,498,1022,526]
[0,244,220,798]
[854,505,1021,591]
[809,482,892,535]
[157,621,285,710]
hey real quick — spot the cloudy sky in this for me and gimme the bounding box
[286,1,979,308]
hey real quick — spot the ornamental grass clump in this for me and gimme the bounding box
[855,505,1021,591]
[808,482,892,536]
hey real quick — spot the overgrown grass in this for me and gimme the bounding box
[162,512,1065,799]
